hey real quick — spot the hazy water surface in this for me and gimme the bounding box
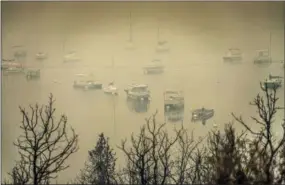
[2,2,284,183]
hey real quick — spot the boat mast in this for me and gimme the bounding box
[269,32,272,60]
[157,17,161,43]
[62,38,66,54]
[129,12,133,42]
[112,56,116,137]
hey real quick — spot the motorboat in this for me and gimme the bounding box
[156,40,169,53]
[26,68,41,80]
[2,58,15,62]
[1,60,21,70]
[2,67,24,75]
[103,82,118,95]
[124,84,150,101]
[254,49,271,64]
[164,90,184,113]
[156,27,169,53]
[63,51,80,63]
[191,108,214,124]
[223,48,242,63]
[36,52,48,60]
[143,59,164,74]
[262,78,282,89]
[269,74,283,80]
[73,74,102,90]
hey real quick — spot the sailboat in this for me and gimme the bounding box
[125,12,135,50]
[253,32,272,64]
[103,56,119,95]
[156,25,169,52]
[62,37,80,63]
[35,38,47,60]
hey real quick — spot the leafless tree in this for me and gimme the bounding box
[8,156,30,185]
[118,111,183,185]
[232,84,285,184]
[170,129,203,185]
[11,94,79,185]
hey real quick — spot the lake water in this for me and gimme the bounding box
[1,1,284,183]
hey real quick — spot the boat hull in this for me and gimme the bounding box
[144,67,164,74]
[125,90,150,101]
[254,58,272,64]
[223,56,242,63]
[103,87,118,95]
[262,82,282,89]
[191,109,214,122]
[3,68,24,75]
[26,72,41,80]
[73,84,102,90]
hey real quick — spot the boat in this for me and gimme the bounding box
[2,67,24,75]
[254,49,272,64]
[164,90,184,113]
[63,51,80,63]
[156,27,169,53]
[2,58,15,62]
[223,48,242,63]
[36,52,48,60]
[73,74,102,90]
[26,68,41,80]
[1,60,21,70]
[143,59,165,74]
[262,78,282,89]
[103,82,119,95]
[124,84,150,101]
[269,74,283,80]
[191,108,214,124]
[12,45,27,58]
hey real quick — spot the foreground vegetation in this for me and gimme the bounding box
[4,84,285,185]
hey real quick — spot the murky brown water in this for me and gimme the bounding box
[1,1,284,183]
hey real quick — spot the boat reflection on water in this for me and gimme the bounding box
[126,98,150,113]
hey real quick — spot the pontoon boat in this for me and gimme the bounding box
[223,48,242,63]
[124,84,150,101]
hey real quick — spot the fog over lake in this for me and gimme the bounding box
[2,1,284,183]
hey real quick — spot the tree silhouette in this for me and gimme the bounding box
[232,84,285,184]
[76,133,117,184]
[11,94,78,185]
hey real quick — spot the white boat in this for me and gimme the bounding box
[73,73,102,90]
[143,59,164,74]
[223,48,242,63]
[36,52,47,60]
[103,82,118,95]
[254,49,272,64]
[63,51,80,63]
[156,27,169,52]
